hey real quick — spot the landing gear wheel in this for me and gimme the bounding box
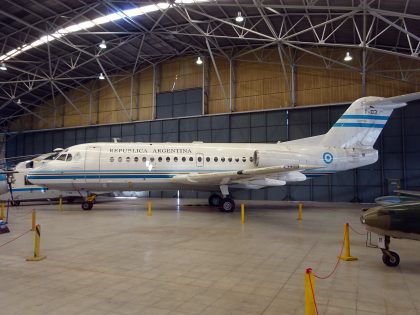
[208,194,222,207]
[220,197,235,213]
[11,200,20,206]
[82,201,93,211]
[382,251,400,267]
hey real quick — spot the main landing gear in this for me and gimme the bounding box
[81,194,96,211]
[380,235,400,267]
[208,185,236,213]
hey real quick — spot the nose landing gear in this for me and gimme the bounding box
[379,235,400,267]
[81,194,96,211]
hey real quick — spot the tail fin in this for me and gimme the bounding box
[321,92,420,148]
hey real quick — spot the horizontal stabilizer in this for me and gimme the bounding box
[367,92,420,109]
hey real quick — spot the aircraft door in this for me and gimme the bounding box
[84,146,101,183]
[196,153,204,167]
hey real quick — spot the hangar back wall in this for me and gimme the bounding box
[6,101,420,202]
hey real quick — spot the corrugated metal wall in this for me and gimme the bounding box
[6,102,420,202]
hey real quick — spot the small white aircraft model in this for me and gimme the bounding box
[27,93,420,211]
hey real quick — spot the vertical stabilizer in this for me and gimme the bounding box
[321,93,420,148]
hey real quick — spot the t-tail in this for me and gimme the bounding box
[321,92,420,149]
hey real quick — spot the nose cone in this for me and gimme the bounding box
[0,177,8,194]
[361,206,391,231]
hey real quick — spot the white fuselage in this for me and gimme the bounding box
[28,141,377,192]
[0,160,81,202]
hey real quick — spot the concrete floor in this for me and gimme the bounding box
[0,198,419,315]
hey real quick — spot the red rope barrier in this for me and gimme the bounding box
[348,223,367,236]
[314,231,346,280]
[0,229,31,249]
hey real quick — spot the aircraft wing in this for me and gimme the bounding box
[171,164,319,186]
[394,190,420,198]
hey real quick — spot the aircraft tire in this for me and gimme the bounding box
[82,201,93,211]
[220,198,235,212]
[382,251,400,267]
[208,194,222,207]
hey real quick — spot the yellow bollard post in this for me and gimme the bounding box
[31,209,36,231]
[297,201,303,221]
[26,224,46,261]
[305,268,317,315]
[148,200,152,217]
[339,223,358,261]
[0,202,4,220]
[241,203,245,224]
[59,196,63,211]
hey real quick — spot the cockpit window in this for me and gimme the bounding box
[56,154,67,161]
[66,154,72,162]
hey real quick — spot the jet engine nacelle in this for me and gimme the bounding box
[254,150,311,168]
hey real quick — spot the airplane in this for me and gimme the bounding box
[361,201,420,267]
[0,150,82,206]
[374,190,420,205]
[0,172,8,195]
[27,92,420,212]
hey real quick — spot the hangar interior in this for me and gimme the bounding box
[1,1,420,314]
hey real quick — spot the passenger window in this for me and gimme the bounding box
[189,157,193,162]
[126,157,130,162]
[110,157,114,162]
[66,154,72,162]
[214,157,218,162]
[134,157,139,162]
[235,158,239,162]
[174,157,178,162]
[166,157,170,162]
[206,157,210,162]
[142,157,146,162]
[250,157,253,162]
[74,152,81,161]
[150,157,155,162]
[242,157,246,162]
[158,157,162,162]
[221,157,225,162]
[118,157,122,162]
[198,157,202,162]
[228,158,232,162]
[182,157,186,162]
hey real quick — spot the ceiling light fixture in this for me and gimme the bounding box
[98,73,105,80]
[344,51,353,62]
[99,40,107,49]
[235,11,244,23]
[16,99,21,105]
[196,56,203,65]
[0,63,6,71]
